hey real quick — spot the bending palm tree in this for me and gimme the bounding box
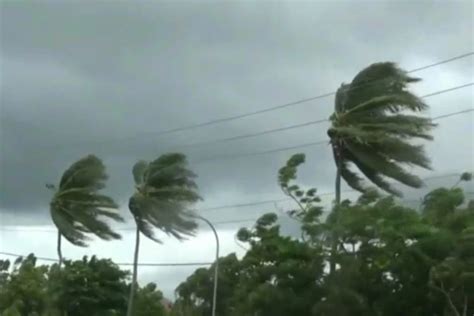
[327,62,435,272]
[48,155,123,267]
[127,153,200,316]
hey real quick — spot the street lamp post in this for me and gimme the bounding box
[195,215,219,316]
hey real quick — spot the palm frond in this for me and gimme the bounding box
[50,206,90,247]
[357,123,434,140]
[345,141,424,189]
[130,194,160,242]
[130,153,200,243]
[344,113,435,140]
[56,191,118,208]
[59,155,107,191]
[346,150,402,196]
[356,113,435,127]
[335,83,350,113]
[339,160,368,193]
[50,155,122,247]
[330,127,432,169]
[133,160,148,186]
[344,91,427,115]
[370,140,432,170]
[342,62,420,112]
[329,62,434,196]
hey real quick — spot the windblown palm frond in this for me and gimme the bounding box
[129,153,201,243]
[328,62,436,196]
[50,155,123,246]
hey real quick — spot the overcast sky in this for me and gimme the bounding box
[1,0,473,298]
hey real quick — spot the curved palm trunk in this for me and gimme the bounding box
[127,227,140,316]
[57,231,63,268]
[330,164,342,274]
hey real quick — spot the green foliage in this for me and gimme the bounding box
[328,62,435,196]
[0,255,48,316]
[48,256,129,316]
[423,188,474,315]
[174,176,474,316]
[0,255,169,316]
[134,283,168,316]
[278,154,324,242]
[129,153,201,242]
[175,213,325,316]
[460,172,473,182]
[232,214,325,316]
[50,155,123,246]
[175,254,241,316]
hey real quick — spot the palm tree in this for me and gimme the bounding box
[48,155,123,267]
[127,153,201,316]
[327,62,435,272]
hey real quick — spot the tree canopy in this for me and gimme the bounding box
[328,62,435,196]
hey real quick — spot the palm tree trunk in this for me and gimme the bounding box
[127,227,140,316]
[57,231,63,268]
[330,165,342,274]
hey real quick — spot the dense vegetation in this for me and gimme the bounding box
[1,161,472,315]
[0,255,167,316]
[172,157,474,316]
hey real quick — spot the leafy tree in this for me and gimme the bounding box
[174,254,241,316]
[0,255,48,316]
[47,256,129,316]
[233,213,325,316]
[134,283,168,316]
[174,186,474,315]
[319,192,445,316]
[423,186,474,316]
[0,254,170,316]
[175,212,325,316]
[48,155,123,266]
[127,153,201,316]
[326,62,435,273]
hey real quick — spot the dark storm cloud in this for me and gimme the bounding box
[1,0,473,225]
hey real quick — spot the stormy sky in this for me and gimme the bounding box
[1,0,473,298]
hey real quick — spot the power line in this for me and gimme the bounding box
[39,52,473,149]
[193,104,473,164]
[432,108,474,121]
[191,105,474,164]
[177,172,466,213]
[163,83,473,151]
[175,119,329,150]
[406,52,474,73]
[0,173,465,233]
[0,217,260,233]
[109,52,472,138]
[193,140,329,164]
[0,251,212,267]
[421,83,474,98]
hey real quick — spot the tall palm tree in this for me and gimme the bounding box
[48,155,123,267]
[327,62,435,272]
[126,153,201,316]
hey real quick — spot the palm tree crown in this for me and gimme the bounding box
[328,62,436,196]
[129,153,201,242]
[49,155,123,246]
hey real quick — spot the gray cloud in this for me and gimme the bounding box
[1,0,473,296]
